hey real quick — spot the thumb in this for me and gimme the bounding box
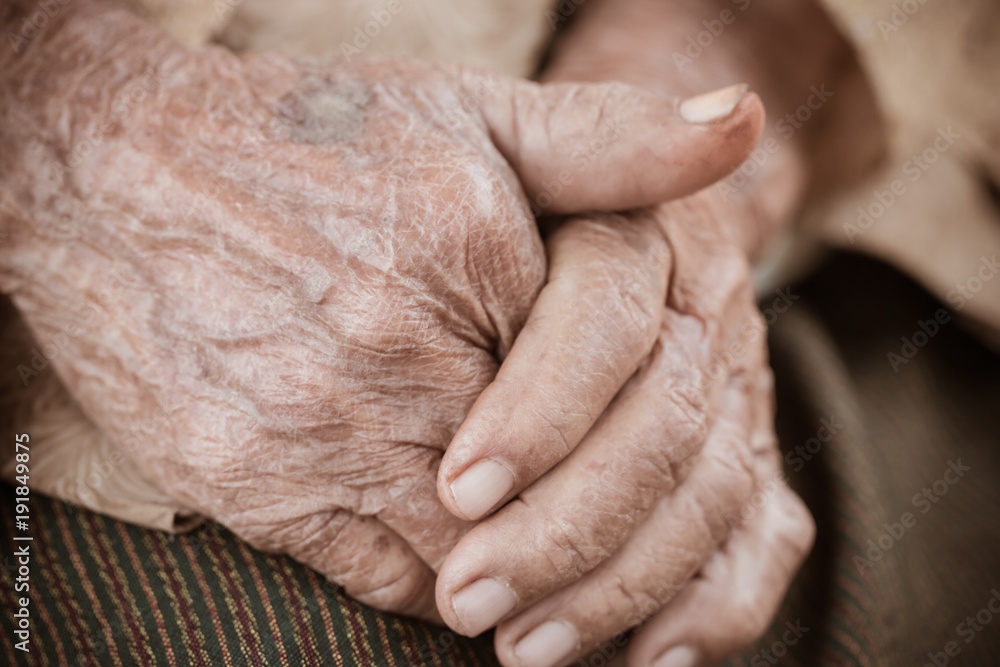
[463,71,765,214]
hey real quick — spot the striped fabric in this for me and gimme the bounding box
[0,493,498,666]
[727,253,1000,666]
[3,252,1000,666]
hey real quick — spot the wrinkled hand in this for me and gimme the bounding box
[0,0,762,623]
[433,0,826,660]
[436,188,815,665]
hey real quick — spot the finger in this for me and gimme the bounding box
[627,483,815,667]
[437,211,671,521]
[486,380,757,667]
[462,69,765,214]
[435,343,731,641]
[377,446,477,570]
[260,510,443,623]
[623,368,813,666]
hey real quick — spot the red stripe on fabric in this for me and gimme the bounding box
[304,568,342,664]
[147,530,210,667]
[207,531,266,666]
[343,596,375,667]
[180,533,238,667]
[81,510,149,661]
[114,521,179,666]
[27,502,75,666]
[272,558,322,667]
[53,502,120,665]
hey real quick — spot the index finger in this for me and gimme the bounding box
[436,210,671,521]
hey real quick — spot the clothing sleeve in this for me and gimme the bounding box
[795,0,1000,343]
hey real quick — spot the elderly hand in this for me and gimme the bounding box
[0,0,763,622]
[432,0,837,662]
[436,189,815,665]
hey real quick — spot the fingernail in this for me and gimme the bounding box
[513,620,580,667]
[450,459,515,519]
[452,578,518,637]
[678,84,747,124]
[653,645,699,667]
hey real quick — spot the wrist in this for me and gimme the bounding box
[1,0,180,149]
[0,0,180,245]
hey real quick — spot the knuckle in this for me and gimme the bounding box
[522,403,576,462]
[535,508,624,581]
[621,388,708,496]
[679,245,753,322]
[567,219,666,333]
[601,573,662,625]
[710,446,757,519]
[540,528,602,580]
[658,382,710,461]
[611,272,662,340]
[350,563,429,614]
[576,266,660,356]
[754,364,775,399]
[446,155,529,237]
[712,245,753,295]
[726,596,774,647]
[776,488,817,555]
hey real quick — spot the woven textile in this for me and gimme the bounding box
[2,252,999,666]
[0,495,498,666]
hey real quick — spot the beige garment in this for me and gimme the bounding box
[804,0,1000,343]
[124,0,553,77]
[4,0,999,531]
[218,0,553,77]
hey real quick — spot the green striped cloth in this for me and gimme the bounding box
[2,253,999,666]
[0,495,498,666]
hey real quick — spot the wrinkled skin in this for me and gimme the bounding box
[0,0,764,626]
[4,49,548,619]
[444,194,817,666]
[431,0,867,663]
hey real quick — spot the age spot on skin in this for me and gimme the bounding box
[276,76,371,144]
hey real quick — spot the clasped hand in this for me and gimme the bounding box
[0,9,814,665]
